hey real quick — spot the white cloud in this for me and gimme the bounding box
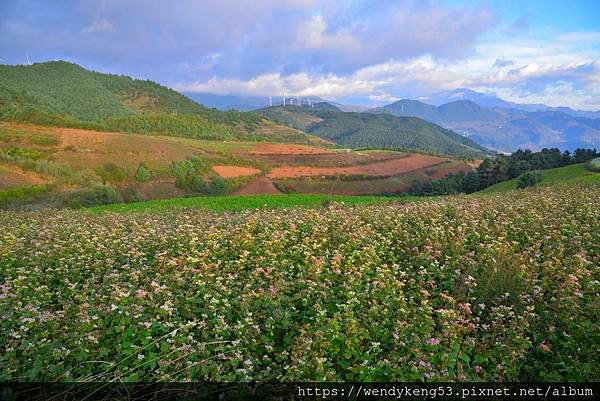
[82,18,116,35]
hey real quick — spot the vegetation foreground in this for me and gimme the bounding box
[1,183,598,381]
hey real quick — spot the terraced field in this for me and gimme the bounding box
[0,122,476,207]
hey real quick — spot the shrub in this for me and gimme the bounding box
[171,156,212,193]
[516,171,543,189]
[585,157,600,173]
[119,187,141,203]
[0,185,47,207]
[134,163,152,182]
[97,162,127,183]
[64,184,123,208]
[207,175,227,195]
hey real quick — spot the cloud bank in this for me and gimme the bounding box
[1,0,598,109]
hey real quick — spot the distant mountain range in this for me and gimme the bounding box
[185,88,599,152]
[183,92,369,112]
[255,103,492,158]
[420,88,600,119]
[371,98,600,152]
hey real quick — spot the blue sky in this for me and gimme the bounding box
[1,0,599,109]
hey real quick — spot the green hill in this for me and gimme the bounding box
[480,163,600,193]
[0,61,316,144]
[256,105,493,158]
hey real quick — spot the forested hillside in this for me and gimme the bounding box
[373,99,600,152]
[0,61,315,143]
[256,104,492,158]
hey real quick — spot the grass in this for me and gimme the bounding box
[479,163,600,193]
[90,193,404,213]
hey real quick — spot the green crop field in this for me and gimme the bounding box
[91,193,401,213]
[2,183,598,381]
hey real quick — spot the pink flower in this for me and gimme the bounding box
[427,338,440,345]
[475,365,482,374]
[136,289,146,298]
[458,303,472,315]
[540,341,550,353]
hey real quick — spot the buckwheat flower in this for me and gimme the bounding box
[137,354,145,360]
[539,342,550,353]
[136,289,146,298]
[427,338,440,345]
[0,284,9,299]
[475,365,482,374]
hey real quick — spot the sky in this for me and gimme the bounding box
[1,0,599,110]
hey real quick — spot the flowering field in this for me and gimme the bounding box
[1,184,598,381]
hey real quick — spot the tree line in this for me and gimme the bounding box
[408,148,599,195]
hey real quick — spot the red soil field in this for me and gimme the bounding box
[426,162,473,179]
[0,165,47,189]
[212,165,261,179]
[234,177,281,195]
[250,143,334,155]
[267,154,445,179]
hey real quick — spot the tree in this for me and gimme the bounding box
[517,171,543,189]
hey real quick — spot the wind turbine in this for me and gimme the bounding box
[283,93,286,107]
[269,96,272,107]
[26,55,32,65]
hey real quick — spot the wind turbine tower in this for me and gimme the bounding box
[26,56,32,66]
[269,96,272,107]
[283,93,286,107]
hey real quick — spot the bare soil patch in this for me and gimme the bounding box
[251,143,334,155]
[0,165,47,189]
[268,154,445,179]
[213,165,261,179]
[251,151,409,168]
[234,177,281,195]
[425,162,473,179]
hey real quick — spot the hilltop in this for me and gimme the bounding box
[0,61,316,144]
[256,104,492,158]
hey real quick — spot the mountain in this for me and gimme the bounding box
[0,61,318,144]
[182,92,352,112]
[374,99,600,152]
[421,88,514,109]
[371,99,499,123]
[255,104,492,158]
[182,92,270,111]
[421,88,600,119]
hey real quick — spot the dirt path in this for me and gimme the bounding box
[234,177,281,195]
